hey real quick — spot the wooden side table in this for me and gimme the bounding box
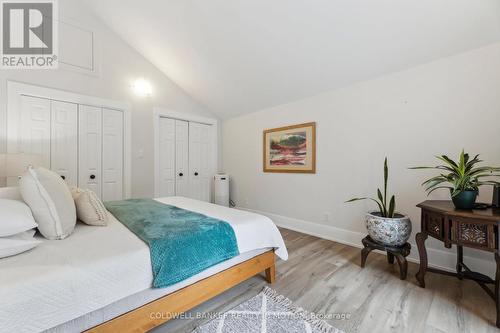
[361,236,411,280]
[416,200,500,328]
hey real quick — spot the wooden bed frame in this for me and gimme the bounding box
[85,250,276,333]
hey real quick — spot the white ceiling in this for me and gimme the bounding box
[85,0,500,119]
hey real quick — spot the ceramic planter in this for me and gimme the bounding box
[365,212,412,246]
[451,190,478,210]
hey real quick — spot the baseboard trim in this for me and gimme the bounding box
[238,207,496,277]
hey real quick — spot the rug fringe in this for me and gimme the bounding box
[262,287,343,333]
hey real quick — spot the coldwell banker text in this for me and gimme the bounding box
[1,0,58,69]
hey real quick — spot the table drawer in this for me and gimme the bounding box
[423,211,445,240]
[450,217,497,251]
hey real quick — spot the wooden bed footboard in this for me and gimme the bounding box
[85,250,276,333]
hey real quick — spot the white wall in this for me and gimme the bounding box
[0,0,216,196]
[223,42,500,274]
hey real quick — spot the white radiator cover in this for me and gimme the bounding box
[214,174,229,207]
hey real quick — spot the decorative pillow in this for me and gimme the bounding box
[71,188,108,226]
[0,199,38,237]
[0,230,41,259]
[19,166,76,240]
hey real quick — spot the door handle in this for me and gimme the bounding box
[90,174,96,180]
[194,172,199,176]
[179,173,183,177]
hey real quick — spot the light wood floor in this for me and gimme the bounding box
[153,228,500,333]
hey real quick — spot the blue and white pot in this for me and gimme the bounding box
[366,212,412,246]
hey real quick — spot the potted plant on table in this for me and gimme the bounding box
[410,150,500,210]
[346,158,412,246]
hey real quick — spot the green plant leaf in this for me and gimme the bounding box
[424,179,450,192]
[437,154,458,169]
[377,188,383,202]
[465,154,482,172]
[411,150,500,197]
[422,175,449,186]
[463,152,470,165]
[451,187,463,197]
[458,150,466,176]
[346,157,398,218]
[374,199,385,217]
[438,157,460,175]
[470,167,500,177]
[377,189,387,216]
[408,166,438,170]
[345,197,367,203]
[427,186,453,196]
[346,197,386,217]
[384,158,388,210]
[388,195,395,218]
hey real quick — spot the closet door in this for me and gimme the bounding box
[51,101,78,186]
[78,105,102,197]
[189,122,211,202]
[7,95,50,185]
[102,108,124,201]
[158,117,176,197]
[19,95,51,167]
[175,120,190,197]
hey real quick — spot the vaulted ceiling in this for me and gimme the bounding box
[85,0,500,118]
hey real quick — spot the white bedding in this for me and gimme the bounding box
[0,196,288,333]
[47,248,270,333]
[156,197,287,259]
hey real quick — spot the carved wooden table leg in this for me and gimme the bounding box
[415,232,428,288]
[457,245,464,280]
[496,253,500,328]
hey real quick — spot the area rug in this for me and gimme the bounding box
[192,287,344,333]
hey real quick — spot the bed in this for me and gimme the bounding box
[0,189,288,333]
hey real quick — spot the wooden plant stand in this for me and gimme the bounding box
[361,236,411,280]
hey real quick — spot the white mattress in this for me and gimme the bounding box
[46,248,270,333]
[0,197,287,333]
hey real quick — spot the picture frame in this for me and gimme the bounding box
[263,122,316,173]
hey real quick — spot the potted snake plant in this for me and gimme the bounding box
[410,150,500,210]
[347,158,411,246]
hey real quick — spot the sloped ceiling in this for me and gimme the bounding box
[85,0,500,119]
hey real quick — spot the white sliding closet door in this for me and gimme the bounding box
[78,105,102,197]
[189,122,211,202]
[19,95,51,168]
[51,101,78,186]
[8,82,129,198]
[175,120,190,197]
[102,108,124,201]
[158,117,176,197]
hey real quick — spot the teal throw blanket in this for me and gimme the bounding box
[104,198,239,288]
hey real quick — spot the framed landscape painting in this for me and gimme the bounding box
[263,122,316,173]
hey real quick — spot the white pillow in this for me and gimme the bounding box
[0,199,38,237]
[19,166,76,240]
[0,230,41,259]
[71,188,108,226]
